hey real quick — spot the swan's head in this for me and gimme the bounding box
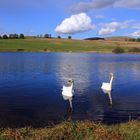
[68,79,74,84]
[67,79,74,86]
[110,73,114,77]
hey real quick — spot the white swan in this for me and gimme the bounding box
[101,73,114,91]
[62,79,74,97]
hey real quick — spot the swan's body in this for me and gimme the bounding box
[101,73,114,91]
[62,79,74,97]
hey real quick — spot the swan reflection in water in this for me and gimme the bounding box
[102,89,112,105]
[62,94,74,121]
[62,95,73,113]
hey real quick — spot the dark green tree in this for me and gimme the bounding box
[3,34,8,39]
[14,34,18,39]
[0,35,2,39]
[44,34,49,38]
[44,34,51,38]
[19,34,25,39]
[57,36,61,39]
[9,34,19,39]
[129,38,136,42]
[9,34,14,39]
[136,38,140,42]
[68,36,72,39]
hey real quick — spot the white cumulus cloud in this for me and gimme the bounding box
[55,13,94,34]
[98,21,132,35]
[98,22,120,35]
[131,30,140,37]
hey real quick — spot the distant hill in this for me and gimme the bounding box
[106,36,134,41]
[84,37,105,40]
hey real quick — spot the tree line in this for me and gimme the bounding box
[37,34,72,39]
[129,38,140,42]
[0,34,25,39]
[0,33,72,39]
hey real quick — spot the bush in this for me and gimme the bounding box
[112,47,125,54]
[17,49,24,51]
[44,48,48,51]
[128,47,140,53]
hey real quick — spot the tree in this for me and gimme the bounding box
[57,36,61,39]
[44,34,49,38]
[9,34,14,39]
[0,35,2,39]
[40,34,43,38]
[3,34,8,39]
[136,38,140,42]
[19,34,25,39]
[44,34,51,38]
[14,34,19,39]
[129,38,136,42]
[9,34,18,39]
[68,36,72,39]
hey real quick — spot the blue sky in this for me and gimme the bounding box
[0,0,140,39]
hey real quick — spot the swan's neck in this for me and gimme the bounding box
[68,82,73,89]
[109,76,113,87]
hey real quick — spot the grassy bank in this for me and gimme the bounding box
[0,38,140,53]
[0,120,140,140]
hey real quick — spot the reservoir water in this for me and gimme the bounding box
[0,52,140,127]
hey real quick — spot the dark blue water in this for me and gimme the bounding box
[0,52,140,127]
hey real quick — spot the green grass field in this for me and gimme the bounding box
[0,38,140,53]
[1,120,140,140]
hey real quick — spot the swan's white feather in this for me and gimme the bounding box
[62,85,73,97]
[101,82,110,90]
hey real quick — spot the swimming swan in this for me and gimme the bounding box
[101,73,114,91]
[62,79,74,97]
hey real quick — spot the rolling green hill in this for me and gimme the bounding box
[0,37,140,53]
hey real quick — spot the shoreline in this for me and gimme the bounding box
[0,50,140,55]
[1,120,140,139]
